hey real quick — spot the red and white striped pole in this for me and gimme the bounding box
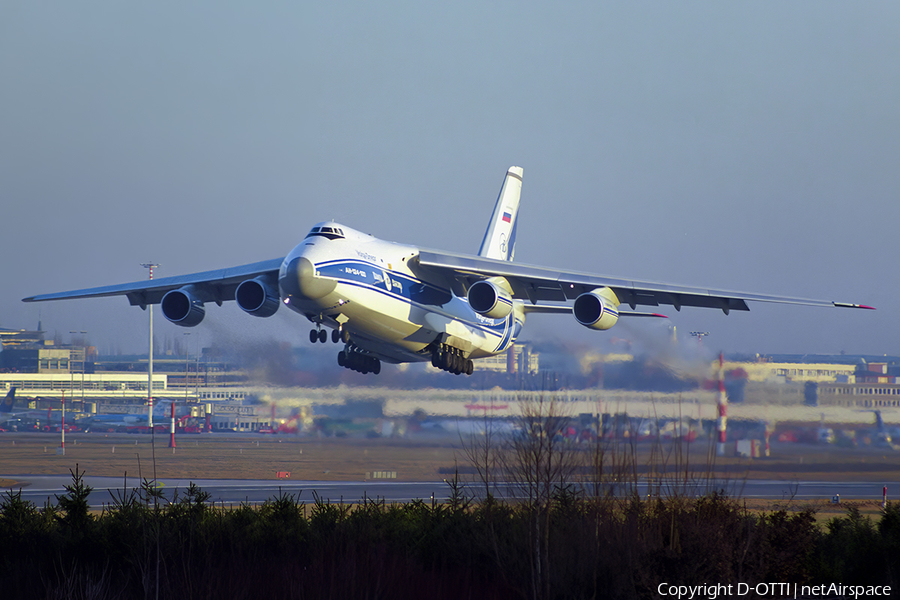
[717,353,728,457]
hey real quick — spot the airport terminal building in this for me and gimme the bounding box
[3,326,900,432]
[722,354,900,409]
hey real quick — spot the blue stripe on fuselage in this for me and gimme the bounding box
[494,315,524,353]
[314,259,515,339]
[494,318,511,352]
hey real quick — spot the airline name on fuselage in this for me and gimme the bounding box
[464,299,504,326]
[476,313,501,325]
[344,267,367,278]
[339,261,403,294]
[355,250,379,263]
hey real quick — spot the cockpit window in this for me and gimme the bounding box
[305,226,345,241]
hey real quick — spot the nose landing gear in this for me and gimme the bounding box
[310,326,342,344]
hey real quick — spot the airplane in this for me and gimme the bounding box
[74,398,178,431]
[0,388,20,424]
[23,166,873,376]
[849,410,897,448]
[0,387,48,430]
[75,413,148,431]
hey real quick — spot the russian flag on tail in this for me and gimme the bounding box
[501,211,512,223]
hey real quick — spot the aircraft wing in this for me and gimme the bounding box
[415,249,874,314]
[22,259,283,307]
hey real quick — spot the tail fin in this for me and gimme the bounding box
[478,166,523,261]
[0,388,16,413]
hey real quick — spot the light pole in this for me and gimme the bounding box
[60,389,65,454]
[172,332,193,448]
[141,263,160,431]
[194,333,201,403]
[69,331,87,407]
[183,333,191,402]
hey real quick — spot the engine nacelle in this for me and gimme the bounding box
[161,287,206,327]
[573,287,620,331]
[236,277,280,318]
[468,277,514,319]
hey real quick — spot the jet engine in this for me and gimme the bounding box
[236,277,280,318]
[468,277,514,319]
[573,287,620,331]
[161,287,206,327]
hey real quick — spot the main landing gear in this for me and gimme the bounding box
[309,327,344,344]
[338,346,381,375]
[432,345,473,376]
[316,326,376,375]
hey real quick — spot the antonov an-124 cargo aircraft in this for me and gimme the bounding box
[24,167,873,376]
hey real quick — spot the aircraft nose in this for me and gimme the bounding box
[280,257,336,300]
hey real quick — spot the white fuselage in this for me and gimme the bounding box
[278,222,524,364]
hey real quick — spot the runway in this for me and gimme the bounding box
[4,474,897,509]
[4,475,452,508]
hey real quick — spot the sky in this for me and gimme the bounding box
[1,2,898,360]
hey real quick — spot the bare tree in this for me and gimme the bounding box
[458,398,502,503]
[500,393,579,600]
[587,413,642,500]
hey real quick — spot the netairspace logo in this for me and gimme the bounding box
[657,582,892,599]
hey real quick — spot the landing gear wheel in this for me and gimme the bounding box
[432,345,472,376]
[341,329,351,344]
[337,346,381,375]
[332,329,340,343]
[309,329,318,344]
[318,329,327,343]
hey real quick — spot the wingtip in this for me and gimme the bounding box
[833,302,876,310]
